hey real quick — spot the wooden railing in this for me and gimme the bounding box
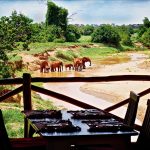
[1,73,150,136]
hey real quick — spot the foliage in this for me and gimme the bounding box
[143,17,150,28]
[53,38,65,43]
[0,10,33,54]
[0,50,12,78]
[31,23,64,42]
[3,109,24,138]
[81,25,95,35]
[0,63,13,78]
[1,92,57,138]
[0,16,16,51]
[79,47,119,58]
[30,23,46,42]
[46,1,68,32]
[65,24,81,42]
[91,24,121,46]
[120,34,132,46]
[137,25,147,40]
[49,25,64,40]
[136,17,150,45]
[78,36,92,43]
[115,25,133,46]
[0,50,8,61]
[8,54,22,62]
[55,50,79,61]
[10,11,33,42]
[141,28,150,47]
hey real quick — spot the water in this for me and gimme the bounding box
[35,63,129,120]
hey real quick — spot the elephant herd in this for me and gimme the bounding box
[40,57,91,73]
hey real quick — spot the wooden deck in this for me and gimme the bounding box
[1,73,150,148]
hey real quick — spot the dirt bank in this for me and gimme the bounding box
[80,52,150,122]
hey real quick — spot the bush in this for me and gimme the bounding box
[121,34,133,46]
[91,24,121,46]
[65,24,81,42]
[141,28,150,47]
[65,33,77,42]
[53,38,65,43]
[55,50,79,61]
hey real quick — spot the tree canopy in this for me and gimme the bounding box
[91,24,121,46]
[46,1,68,33]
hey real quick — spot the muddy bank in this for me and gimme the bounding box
[80,53,150,122]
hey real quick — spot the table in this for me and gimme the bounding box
[23,109,138,150]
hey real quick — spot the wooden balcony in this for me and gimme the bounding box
[1,73,150,149]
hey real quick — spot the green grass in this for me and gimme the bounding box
[55,50,80,62]
[0,92,57,138]
[2,109,24,138]
[8,54,22,62]
[16,42,97,55]
[79,47,119,58]
[78,36,92,42]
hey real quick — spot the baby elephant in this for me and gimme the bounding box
[65,63,74,71]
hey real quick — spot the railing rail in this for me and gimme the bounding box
[1,73,150,134]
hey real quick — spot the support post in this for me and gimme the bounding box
[23,73,32,111]
[23,73,32,138]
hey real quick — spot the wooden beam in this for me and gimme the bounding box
[0,86,23,102]
[31,75,150,83]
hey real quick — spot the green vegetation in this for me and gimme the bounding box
[3,109,24,138]
[78,36,92,42]
[79,47,119,58]
[91,24,121,46]
[55,50,79,62]
[1,93,57,138]
[0,1,150,78]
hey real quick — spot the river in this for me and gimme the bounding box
[35,61,129,120]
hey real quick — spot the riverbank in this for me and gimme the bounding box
[41,52,150,123]
[80,52,150,122]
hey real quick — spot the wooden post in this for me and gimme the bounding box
[23,73,32,111]
[23,73,32,138]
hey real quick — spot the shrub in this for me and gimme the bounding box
[53,38,65,43]
[91,24,121,46]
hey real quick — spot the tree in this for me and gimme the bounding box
[115,25,133,46]
[0,49,12,79]
[141,28,150,47]
[10,11,33,42]
[0,11,33,51]
[137,25,147,39]
[91,24,121,46]
[65,24,81,42]
[143,17,150,28]
[82,25,95,35]
[136,17,150,41]
[0,16,15,51]
[46,1,68,33]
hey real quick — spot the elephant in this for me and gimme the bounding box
[82,57,91,69]
[65,63,74,71]
[73,58,83,71]
[50,61,63,72]
[40,61,50,73]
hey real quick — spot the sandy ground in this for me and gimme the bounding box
[80,52,150,123]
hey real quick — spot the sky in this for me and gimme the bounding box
[0,0,150,25]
